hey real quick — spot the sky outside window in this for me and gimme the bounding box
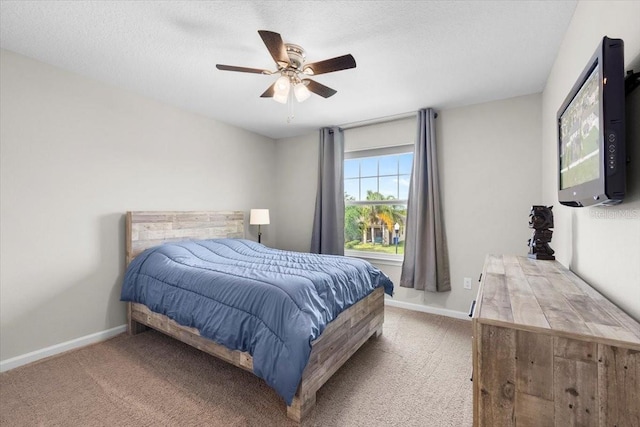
[345,153,413,201]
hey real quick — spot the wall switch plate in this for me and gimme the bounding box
[464,277,472,290]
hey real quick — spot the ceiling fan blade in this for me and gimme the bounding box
[304,79,337,98]
[216,64,271,74]
[258,30,290,67]
[303,54,356,76]
[260,82,276,98]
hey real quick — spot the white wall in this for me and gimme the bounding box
[0,50,276,361]
[344,117,416,151]
[275,94,542,314]
[540,1,640,321]
[274,132,319,253]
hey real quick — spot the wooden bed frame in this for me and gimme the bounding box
[125,211,385,422]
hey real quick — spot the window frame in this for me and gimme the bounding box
[344,144,413,262]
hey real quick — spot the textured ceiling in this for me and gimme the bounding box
[0,1,577,139]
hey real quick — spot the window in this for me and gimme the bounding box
[344,145,413,259]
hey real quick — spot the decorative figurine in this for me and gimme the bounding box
[527,205,555,260]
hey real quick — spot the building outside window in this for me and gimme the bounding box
[344,146,413,259]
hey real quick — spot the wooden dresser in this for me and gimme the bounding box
[472,254,640,427]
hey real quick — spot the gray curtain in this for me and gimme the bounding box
[310,127,345,255]
[400,108,451,292]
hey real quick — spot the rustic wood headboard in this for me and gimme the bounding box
[125,211,244,265]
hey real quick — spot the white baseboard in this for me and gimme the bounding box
[1,301,468,372]
[0,324,127,373]
[384,298,471,321]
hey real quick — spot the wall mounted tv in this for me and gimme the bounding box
[557,36,626,207]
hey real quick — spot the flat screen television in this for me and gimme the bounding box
[557,36,626,207]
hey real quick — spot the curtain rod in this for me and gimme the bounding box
[339,110,436,131]
[339,111,416,130]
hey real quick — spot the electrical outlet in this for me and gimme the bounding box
[464,277,472,290]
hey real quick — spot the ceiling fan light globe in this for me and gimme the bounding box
[273,91,288,104]
[294,83,311,102]
[274,75,290,94]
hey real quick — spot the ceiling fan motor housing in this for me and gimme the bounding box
[285,44,305,70]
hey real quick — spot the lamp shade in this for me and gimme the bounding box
[249,209,270,225]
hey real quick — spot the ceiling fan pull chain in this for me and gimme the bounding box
[287,88,294,123]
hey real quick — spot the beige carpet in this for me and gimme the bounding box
[0,307,473,426]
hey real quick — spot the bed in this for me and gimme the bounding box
[121,211,393,422]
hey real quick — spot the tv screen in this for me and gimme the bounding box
[559,65,600,190]
[557,36,626,207]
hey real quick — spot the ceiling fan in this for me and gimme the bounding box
[216,30,356,104]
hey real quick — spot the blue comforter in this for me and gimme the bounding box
[121,239,393,404]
